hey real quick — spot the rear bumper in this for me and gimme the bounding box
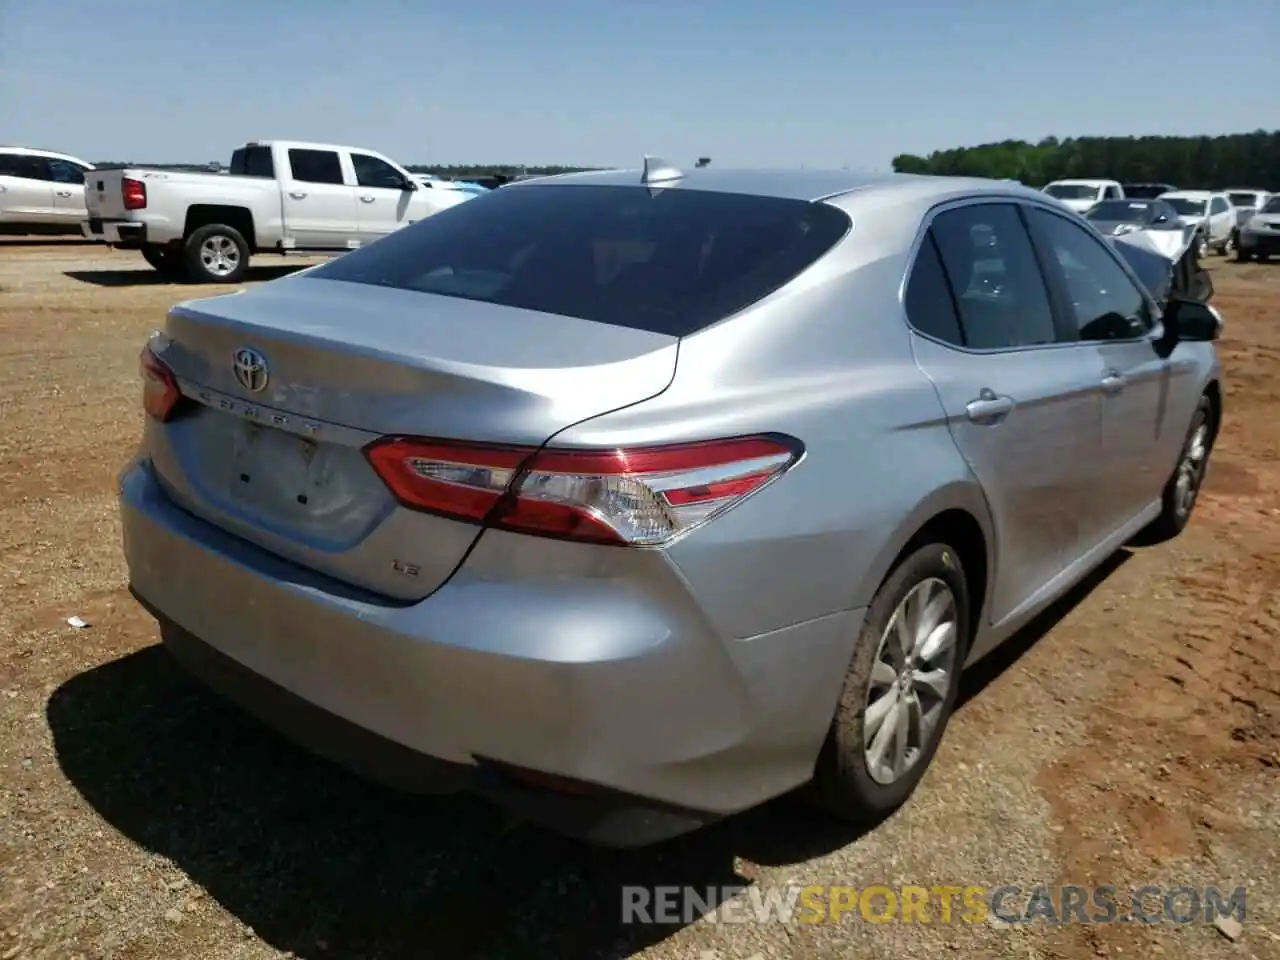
[119,458,862,846]
[81,218,147,247]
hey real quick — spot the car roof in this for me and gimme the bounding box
[1045,178,1118,185]
[0,145,93,166]
[1160,189,1215,199]
[504,166,1048,206]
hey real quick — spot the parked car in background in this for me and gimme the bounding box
[121,165,1223,847]
[0,146,95,234]
[411,173,489,198]
[1222,188,1272,243]
[1236,193,1280,262]
[1159,190,1236,256]
[1121,182,1178,200]
[81,140,468,283]
[1042,178,1124,213]
[1084,198,1182,237]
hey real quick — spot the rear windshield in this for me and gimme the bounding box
[306,184,851,336]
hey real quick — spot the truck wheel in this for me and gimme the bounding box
[1236,248,1253,263]
[183,224,249,284]
[140,244,188,280]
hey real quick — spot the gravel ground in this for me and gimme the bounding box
[0,240,1277,960]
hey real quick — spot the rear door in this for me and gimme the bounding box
[1024,204,1189,531]
[280,147,358,249]
[906,200,1103,625]
[0,154,56,224]
[46,158,91,224]
[1207,195,1232,245]
[350,151,417,243]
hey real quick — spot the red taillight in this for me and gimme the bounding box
[122,177,146,210]
[140,343,181,421]
[363,434,802,546]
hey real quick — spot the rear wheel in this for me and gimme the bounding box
[183,224,250,284]
[1236,248,1253,263]
[140,243,188,280]
[808,542,969,823]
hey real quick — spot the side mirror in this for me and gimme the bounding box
[402,179,418,191]
[1162,296,1223,342]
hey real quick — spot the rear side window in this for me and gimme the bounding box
[307,184,852,336]
[904,234,964,346]
[231,146,275,178]
[929,204,1058,350]
[287,149,344,185]
[1,155,49,180]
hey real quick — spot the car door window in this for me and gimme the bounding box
[7,156,49,181]
[1026,206,1152,342]
[351,153,407,190]
[287,149,344,185]
[904,233,965,346]
[929,203,1058,350]
[1209,197,1228,215]
[45,159,87,185]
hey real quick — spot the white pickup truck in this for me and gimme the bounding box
[81,140,470,283]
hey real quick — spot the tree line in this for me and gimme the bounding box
[892,131,1280,189]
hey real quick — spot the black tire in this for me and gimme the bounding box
[1235,248,1253,263]
[807,542,971,824]
[182,224,250,284]
[140,243,188,280]
[1139,395,1214,544]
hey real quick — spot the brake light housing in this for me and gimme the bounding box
[364,434,803,546]
[122,177,147,210]
[140,342,182,421]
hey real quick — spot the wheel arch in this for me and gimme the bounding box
[854,482,995,654]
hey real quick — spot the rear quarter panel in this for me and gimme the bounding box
[550,206,991,642]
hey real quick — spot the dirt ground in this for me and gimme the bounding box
[0,239,1277,960]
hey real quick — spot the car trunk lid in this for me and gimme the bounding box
[147,276,679,598]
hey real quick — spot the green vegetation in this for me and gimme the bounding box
[891,131,1280,188]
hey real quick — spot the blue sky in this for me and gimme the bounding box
[1,0,1275,169]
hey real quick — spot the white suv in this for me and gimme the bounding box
[0,147,95,233]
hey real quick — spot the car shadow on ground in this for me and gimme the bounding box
[47,550,1130,960]
[63,264,306,287]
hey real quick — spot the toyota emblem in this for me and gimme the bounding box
[233,347,269,393]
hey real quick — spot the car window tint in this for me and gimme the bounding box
[287,149,344,185]
[1209,197,1228,214]
[904,233,964,345]
[307,184,852,337]
[352,153,406,189]
[230,146,274,178]
[5,155,49,180]
[46,159,86,184]
[1027,207,1152,341]
[929,203,1057,350]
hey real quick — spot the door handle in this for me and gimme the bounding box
[1100,370,1126,394]
[289,191,307,200]
[359,195,376,203]
[55,190,73,197]
[965,391,1014,423]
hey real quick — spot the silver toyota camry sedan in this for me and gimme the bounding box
[121,162,1223,847]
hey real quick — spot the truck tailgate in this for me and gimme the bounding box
[85,169,132,219]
